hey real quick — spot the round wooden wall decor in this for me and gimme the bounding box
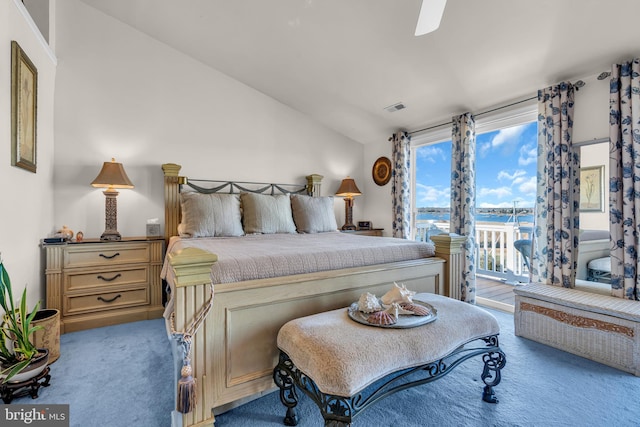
[372,156,392,186]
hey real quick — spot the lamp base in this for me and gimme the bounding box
[341,224,357,231]
[100,230,122,241]
[101,189,121,241]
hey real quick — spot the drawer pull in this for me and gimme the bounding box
[99,252,121,260]
[97,294,122,303]
[97,273,122,282]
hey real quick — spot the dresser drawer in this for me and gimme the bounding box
[64,243,150,268]
[64,288,149,316]
[65,266,149,292]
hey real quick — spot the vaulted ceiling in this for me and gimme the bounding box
[78,0,640,144]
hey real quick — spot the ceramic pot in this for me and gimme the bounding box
[0,349,49,384]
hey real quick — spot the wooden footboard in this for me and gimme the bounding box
[167,236,464,427]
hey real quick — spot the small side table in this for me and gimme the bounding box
[0,366,51,404]
[341,228,384,237]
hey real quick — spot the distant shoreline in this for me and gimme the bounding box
[417,207,534,216]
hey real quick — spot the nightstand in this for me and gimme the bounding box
[43,237,164,333]
[341,228,384,237]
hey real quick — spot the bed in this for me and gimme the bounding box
[160,163,466,427]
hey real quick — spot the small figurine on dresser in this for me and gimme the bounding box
[57,225,74,241]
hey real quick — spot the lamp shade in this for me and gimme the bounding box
[91,158,134,189]
[335,178,361,197]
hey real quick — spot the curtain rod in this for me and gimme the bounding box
[407,72,614,136]
[408,95,538,135]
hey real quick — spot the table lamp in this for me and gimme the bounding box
[335,177,361,230]
[91,158,134,240]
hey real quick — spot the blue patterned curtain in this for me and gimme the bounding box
[450,113,476,303]
[531,83,579,287]
[609,59,640,300]
[391,131,411,239]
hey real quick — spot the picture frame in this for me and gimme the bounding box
[580,165,604,212]
[11,41,38,173]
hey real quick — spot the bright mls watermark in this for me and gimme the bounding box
[1,405,69,426]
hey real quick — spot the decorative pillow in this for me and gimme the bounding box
[179,192,244,237]
[290,195,338,233]
[240,193,297,234]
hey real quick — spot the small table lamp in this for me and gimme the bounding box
[91,158,134,241]
[336,177,361,231]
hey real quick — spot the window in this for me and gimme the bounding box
[411,102,537,280]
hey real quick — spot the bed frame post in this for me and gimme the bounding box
[431,234,466,300]
[162,163,183,244]
[306,174,323,196]
[168,247,218,427]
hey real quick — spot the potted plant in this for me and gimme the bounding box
[0,255,49,383]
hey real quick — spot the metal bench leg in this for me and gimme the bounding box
[480,346,506,403]
[273,353,300,426]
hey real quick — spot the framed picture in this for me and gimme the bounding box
[580,165,604,212]
[11,41,38,173]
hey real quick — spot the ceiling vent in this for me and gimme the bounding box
[384,102,406,113]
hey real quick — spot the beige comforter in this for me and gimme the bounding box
[162,232,435,284]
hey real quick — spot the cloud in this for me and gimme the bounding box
[518,176,537,195]
[415,183,450,207]
[416,145,446,163]
[478,186,512,199]
[497,169,526,181]
[490,124,527,150]
[518,143,537,166]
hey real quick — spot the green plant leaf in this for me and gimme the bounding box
[0,358,30,383]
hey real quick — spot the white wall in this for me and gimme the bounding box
[53,0,364,239]
[0,0,56,309]
[362,140,393,235]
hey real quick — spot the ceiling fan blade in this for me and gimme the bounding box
[415,0,447,36]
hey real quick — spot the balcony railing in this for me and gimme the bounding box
[415,220,533,282]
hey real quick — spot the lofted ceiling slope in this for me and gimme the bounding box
[77,0,640,145]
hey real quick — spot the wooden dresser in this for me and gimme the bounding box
[43,237,164,333]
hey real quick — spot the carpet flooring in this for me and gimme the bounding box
[13,307,640,427]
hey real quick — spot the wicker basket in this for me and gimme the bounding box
[30,309,60,363]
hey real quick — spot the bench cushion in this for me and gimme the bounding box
[514,283,640,322]
[276,293,499,397]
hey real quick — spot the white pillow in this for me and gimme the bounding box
[240,193,297,234]
[179,192,244,237]
[291,195,338,233]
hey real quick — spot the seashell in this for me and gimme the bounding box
[380,282,416,305]
[400,303,431,316]
[358,292,382,313]
[384,302,414,317]
[367,310,397,326]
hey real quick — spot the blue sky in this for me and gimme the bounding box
[414,121,537,209]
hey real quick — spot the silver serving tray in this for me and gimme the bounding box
[347,300,438,329]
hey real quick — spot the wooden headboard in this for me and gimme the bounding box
[161,163,323,243]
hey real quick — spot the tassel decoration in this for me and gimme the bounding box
[177,358,196,414]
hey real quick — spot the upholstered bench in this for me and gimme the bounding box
[273,293,506,426]
[514,283,640,376]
